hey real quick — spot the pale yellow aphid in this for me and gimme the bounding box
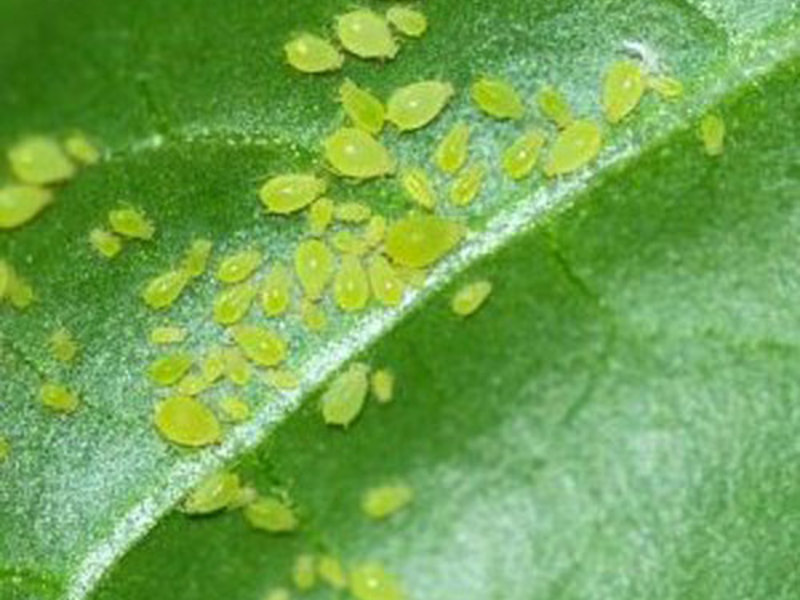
[434,122,470,174]
[362,483,414,519]
[349,562,405,600]
[385,214,464,268]
[537,85,573,129]
[201,347,226,384]
[40,382,79,413]
[261,264,292,317]
[264,367,300,390]
[263,588,291,600]
[387,81,455,132]
[700,114,725,157]
[502,129,546,180]
[175,372,210,396]
[450,162,486,207]
[332,230,370,256]
[232,324,288,367]
[364,215,387,248]
[368,255,405,307]
[335,201,372,223]
[223,347,252,386]
[324,127,395,179]
[142,269,191,310]
[335,9,398,60]
[371,369,395,403]
[108,207,154,240]
[0,436,9,462]
[182,471,241,515]
[284,33,343,74]
[148,353,193,386]
[181,239,213,277]
[295,239,334,300]
[543,119,602,177]
[243,496,299,532]
[647,74,684,99]
[451,279,492,316]
[260,174,327,215]
[154,396,221,447]
[334,254,370,312]
[301,299,327,332]
[318,555,348,589]
[212,282,257,325]
[219,396,251,422]
[49,328,78,363]
[603,60,646,124]
[8,136,76,185]
[64,132,101,165]
[308,198,334,236]
[293,554,316,591]
[148,325,187,345]
[89,228,122,259]
[216,248,262,284]
[340,79,385,135]
[0,185,53,229]
[321,362,369,427]
[399,167,436,210]
[471,76,525,120]
[386,6,428,38]
[5,268,34,309]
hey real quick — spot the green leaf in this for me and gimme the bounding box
[1,1,799,599]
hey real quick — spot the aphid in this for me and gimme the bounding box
[386,6,428,37]
[450,162,486,207]
[700,114,725,156]
[434,122,470,174]
[647,75,684,99]
[399,167,436,210]
[368,255,405,307]
[335,9,398,60]
[323,127,395,179]
[182,471,241,514]
[502,129,546,180]
[142,269,191,310]
[321,362,369,427]
[201,347,226,384]
[332,230,370,256]
[89,228,122,259]
[49,327,78,363]
[212,282,257,325]
[471,76,525,120]
[349,562,405,600]
[335,201,372,223]
[148,353,193,386]
[40,382,79,413]
[108,207,154,240]
[243,496,299,532]
[386,81,454,131]
[182,239,213,277]
[318,555,348,589]
[385,214,464,268]
[362,483,414,519]
[602,60,646,124]
[8,136,76,185]
[293,554,317,591]
[64,132,101,165]
[370,369,395,403]
[0,185,53,229]
[264,367,300,390]
[216,248,263,284]
[264,588,291,600]
[175,372,210,396]
[260,174,327,214]
[5,269,34,309]
[223,347,252,386]
[364,215,387,248]
[294,239,334,300]
[451,279,492,316]
[543,119,602,177]
[149,325,187,345]
[232,324,288,367]
[219,396,251,422]
[334,254,370,312]
[301,299,327,332]
[261,264,292,317]
[153,396,221,447]
[284,33,344,74]
[537,85,573,129]
[308,198,334,236]
[0,436,9,462]
[340,79,386,135]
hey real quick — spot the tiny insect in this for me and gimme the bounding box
[0,436,9,462]
[335,201,372,223]
[471,76,525,120]
[243,496,299,533]
[232,324,288,367]
[213,282,257,325]
[261,264,292,317]
[349,562,405,600]
[362,482,414,519]
[181,239,213,277]
[4,267,34,309]
[201,347,227,384]
[700,113,725,156]
[8,136,76,185]
[148,353,193,386]
[332,230,370,256]
[324,127,395,179]
[537,85,573,129]
[216,248,263,284]
[384,214,464,268]
[284,33,344,74]
[387,80,455,131]
[602,60,646,124]
[340,79,386,135]
[264,588,291,600]
[108,207,154,240]
[318,555,348,589]
[647,75,684,100]
[450,162,486,207]
[364,215,387,248]
[308,198,335,236]
[142,269,191,310]
[451,279,492,316]
[293,554,317,591]
[301,299,327,332]
[335,9,398,60]
[259,174,327,214]
[64,132,101,165]
[399,167,436,210]
[49,327,78,363]
[321,362,370,427]
[543,119,603,177]
[153,396,221,447]
[434,122,470,174]
[264,367,300,390]
[368,255,405,307]
[40,382,79,413]
[502,129,546,180]
[370,369,395,403]
[175,372,209,396]
[386,6,428,37]
[223,347,252,386]
[89,228,122,259]
[334,254,370,312]
[0,185,53,229]
[219,396,251,422]
[294,239,334,300]
[149,325,187,345]
[182,471,241,515]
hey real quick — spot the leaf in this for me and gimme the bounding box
[1,1,799,599]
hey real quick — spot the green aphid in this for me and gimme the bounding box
[318,555,348,589]
[142,269,191,310]
[434,122,470,174]
[336,9,398,60]
[385,214,464,268]
[264,367,300,390]
[700,113,725,157]
[264,588,291,600]
[216,248,263,284]
[308,198,335,236]
[182,239,213,277]
[295,239,334,300]
[175,372,210,396]
[40,382,79,414]
[0,185,53,229]
[244,496,299,533]
[368,255,405,307]
[647,74,684,99]
[364,215,387,248]
[502,130,546,180]
[301,299,327,332]
[182,471,241,515]
[5,267,34,309]
[49,327,78,363]
[201,347,226,384]
[340,79,386,135]
[153,396,221,447]
[219,396,251,423]
[471,76,525,120]
[149,325,187,345]
[332,230,370,256]
[0,436,9,462]
[450,162,486,207]
[362,482,414,519]
[324,127,395,179]
[603,60,646,124]
[108,207,155,240]
[284,33,343,74]
[543,119,602,177]
[334,254,370,312]
[8,136,76,185]
[451,279,493,316]
[399,167,436,210]
[321,362,369,427]
[260,174,327,214]
[261,264,292,317]
[293,554,317,591]
[89,228,122,259]
[335,201,372,223]
[386,6,428,38]
[537,85,573,129]
[232,324,288,367]
[148,353,193,386]
[64,132,101,165]
[213,282,257,325]
[223,347,252,386]
[387,80,455,131]
[370,369,394,403]
[349,562,405,600]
